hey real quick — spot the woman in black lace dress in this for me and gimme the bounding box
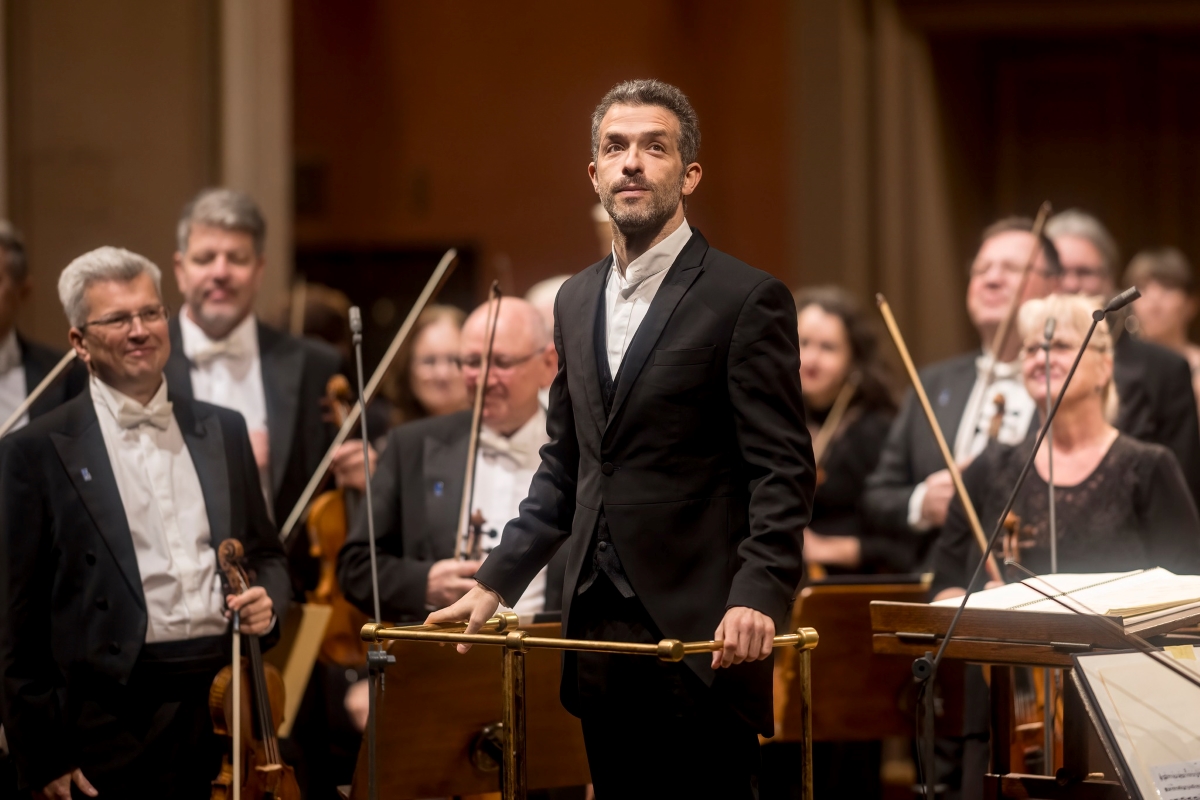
[932,293,1200,599]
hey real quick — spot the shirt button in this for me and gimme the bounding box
[598,541,609,551]
[601,462,614,476]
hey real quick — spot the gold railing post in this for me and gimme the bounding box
[799,647,813,800]
[501,630,528,800]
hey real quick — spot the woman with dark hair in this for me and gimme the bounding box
[793,286,905,574]
[1125,247,1200,422]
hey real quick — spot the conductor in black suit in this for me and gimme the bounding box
[0,246,288,798]
[0,220,86,432]
[429,79,815,797]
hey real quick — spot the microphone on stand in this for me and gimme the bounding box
[1041,316,1058,574]
[911,288,1140,798]
[350,305,393,800]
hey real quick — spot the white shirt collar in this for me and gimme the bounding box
[610,219,692,295]
[179,309,258,363]
[91,373,171,423]
[0,330,20,375]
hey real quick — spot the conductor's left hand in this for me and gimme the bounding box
[712,606,775,670]
[226,586,275,635]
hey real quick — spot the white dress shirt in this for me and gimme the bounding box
[0,330,28,432]
[907,353,1036,531]
[605,220,692,376]
[179,311,271,503]
[473,408,550,623]
[91,376,227,643]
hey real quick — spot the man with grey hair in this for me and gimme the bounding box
[1047,208,1200,503]
[0,246,288,798]
[0,220,86,433]
[430,79,814,796]
[526,274,570,409]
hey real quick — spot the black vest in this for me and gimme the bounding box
[576,270,636,598]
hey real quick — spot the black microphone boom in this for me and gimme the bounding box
[1103,286,1140,315]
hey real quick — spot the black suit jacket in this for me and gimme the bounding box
[338,410,567,621]
[17,333,87,420]
[863,338,1200,568]
[164,317,343,526]
[0,389,290,789]
[474,229,815,734]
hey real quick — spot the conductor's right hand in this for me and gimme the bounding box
[425,583,501,653]
[425,559,483,608]
[41,769,97,799]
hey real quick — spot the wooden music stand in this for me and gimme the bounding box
[776,578,963,742]
[348,622,590,799]
[871,600,1200,799]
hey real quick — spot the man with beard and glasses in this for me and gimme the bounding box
[427,79,814,797]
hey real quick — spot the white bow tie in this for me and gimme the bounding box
[478,429,531,463]
[116,400,174,430]
[0,345,18,375]
[191,337,246,366]
[975,354,1020,381]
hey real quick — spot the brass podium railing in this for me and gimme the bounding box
[362,613,819,800]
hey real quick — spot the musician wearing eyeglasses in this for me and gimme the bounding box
[338,296,563,627]
[0,247,289,799]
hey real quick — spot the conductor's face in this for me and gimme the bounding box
[589,104,700,236]
[69,272,169,400]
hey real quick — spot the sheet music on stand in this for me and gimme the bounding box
[1074,649,1200,800]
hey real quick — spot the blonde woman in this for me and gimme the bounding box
[932,293,1200,598]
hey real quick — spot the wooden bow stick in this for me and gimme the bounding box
[454,282,502,561]
[278,249,459,543]
[876,294,1002,583]
[0,350,76,438]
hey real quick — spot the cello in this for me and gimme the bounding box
[209,539,300,800]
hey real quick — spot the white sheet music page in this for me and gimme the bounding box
[930,569,1200,618]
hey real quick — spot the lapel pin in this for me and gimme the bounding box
[937,389,950,407]
[433,481,444,497]
[81,468,92,482]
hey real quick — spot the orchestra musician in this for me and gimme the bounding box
[428,79,814,797]
[338,296,565,626]
[864,218,1062,570]
[0,220,86,432]
[0,246,288,799]
[164,187,356,537]
[792,286,901,575]
[1124,246,1200,418]
[932,292,1200,596]
[1046,209,1200,504]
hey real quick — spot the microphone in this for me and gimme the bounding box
[1043,316,1056,342]
[350,304,392,800]
[1098,286,1141,318]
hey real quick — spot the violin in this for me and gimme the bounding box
[306,375,370,667]
[209,539,300,800]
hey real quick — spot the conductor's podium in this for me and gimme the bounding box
[348,622,589,799]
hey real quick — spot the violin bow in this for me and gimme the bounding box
[811,372,860,467]
[876,294,1003,583]
[0,350,76,438]
[966,201,1052,441]
[454,283,502,561]
[278,248,459,543]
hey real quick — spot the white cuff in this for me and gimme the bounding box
[908,482,934,532]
